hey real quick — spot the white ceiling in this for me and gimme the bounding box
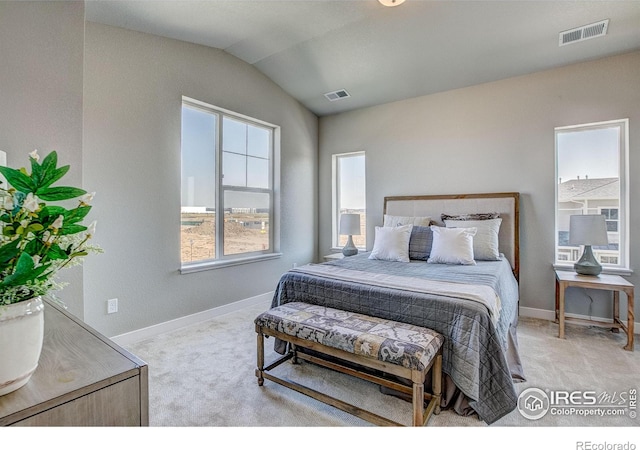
[85,0,640,116]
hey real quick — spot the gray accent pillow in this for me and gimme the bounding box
[408,225,434,261]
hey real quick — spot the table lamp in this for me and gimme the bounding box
[339,213,361,256]
[569,214,608,276]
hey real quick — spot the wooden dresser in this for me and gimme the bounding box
[0,299,148,426]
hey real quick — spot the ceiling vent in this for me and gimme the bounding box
[324,89,351,102]
[559,19,609,46]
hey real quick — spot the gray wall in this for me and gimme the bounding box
[319,51,640,320]
[83,22,318,336]
[3,2,637,335]
[0,1,86,315]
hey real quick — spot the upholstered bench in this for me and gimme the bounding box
[254,302,444,426]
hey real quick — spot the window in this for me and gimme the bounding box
[181,97,279,270]
[554,119,629,271]
[332,152,366,249]
[600,208,619,232]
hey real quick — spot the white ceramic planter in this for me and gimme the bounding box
[0,297,44,396]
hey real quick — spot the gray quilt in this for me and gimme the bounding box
[270,253,524,424]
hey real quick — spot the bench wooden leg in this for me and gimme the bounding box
[412,380,424,426]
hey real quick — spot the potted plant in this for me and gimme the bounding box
[0,150,99,396]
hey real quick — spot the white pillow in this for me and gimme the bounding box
[427,226,477,265]
[368,224,413,262]
[383,214,431,227]
[444,218,502,261]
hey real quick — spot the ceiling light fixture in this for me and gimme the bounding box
[378,0,405,7]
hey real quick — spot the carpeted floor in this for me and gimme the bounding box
[124,300,639,428]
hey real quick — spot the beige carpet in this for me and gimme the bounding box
[124,300,639,430]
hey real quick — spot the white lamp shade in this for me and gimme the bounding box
[339,214,361,236]
[569,214,608,246]
[378,0,405,6]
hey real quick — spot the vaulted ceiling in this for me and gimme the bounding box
[85,0,640,116]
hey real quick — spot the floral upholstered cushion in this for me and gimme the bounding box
[255,302,444,371]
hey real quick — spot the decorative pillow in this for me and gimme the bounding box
[444,218,502,261]
[408,225,434,261]
[369,224,413,262]
[441,212,500,221]
[427,226,477,265]
[383,214,431,227]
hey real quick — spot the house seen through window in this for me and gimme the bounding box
[554,119,628,270]
[181,97,279,268]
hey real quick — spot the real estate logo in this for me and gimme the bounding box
[517,387,550,420]
[517,387,637,420]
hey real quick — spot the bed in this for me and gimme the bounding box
[270,192,524,425]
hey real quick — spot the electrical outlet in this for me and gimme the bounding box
[107,298,118,314]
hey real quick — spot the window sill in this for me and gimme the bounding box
[180,252,283,274]
[553,263,633,277]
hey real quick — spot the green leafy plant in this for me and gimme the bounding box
[0,150,100,305]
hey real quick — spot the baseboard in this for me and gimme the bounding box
[112,298,636,347]
[111,292,273,346]
[518,306,555,321]
[519,306,639,333]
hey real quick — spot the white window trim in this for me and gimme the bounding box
[180,252,283,274]
[180,96,281,273]
[331,151,366,250]
[553,118,630,274]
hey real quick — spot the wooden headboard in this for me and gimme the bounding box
[384,192,520,281]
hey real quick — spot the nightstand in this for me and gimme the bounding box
[555,270,634,351]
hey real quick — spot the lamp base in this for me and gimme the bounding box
[342,235,358,257]
[574,245,602,276]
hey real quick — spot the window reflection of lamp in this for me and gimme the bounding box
[339,214,361,257]
[569,214,608,276]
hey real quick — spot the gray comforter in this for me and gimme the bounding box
[270,253,524,424]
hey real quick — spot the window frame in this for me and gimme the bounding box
[599,207,619,233]
[331,151,366,250]
[553,118,630,274]
[180,97,281,274]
